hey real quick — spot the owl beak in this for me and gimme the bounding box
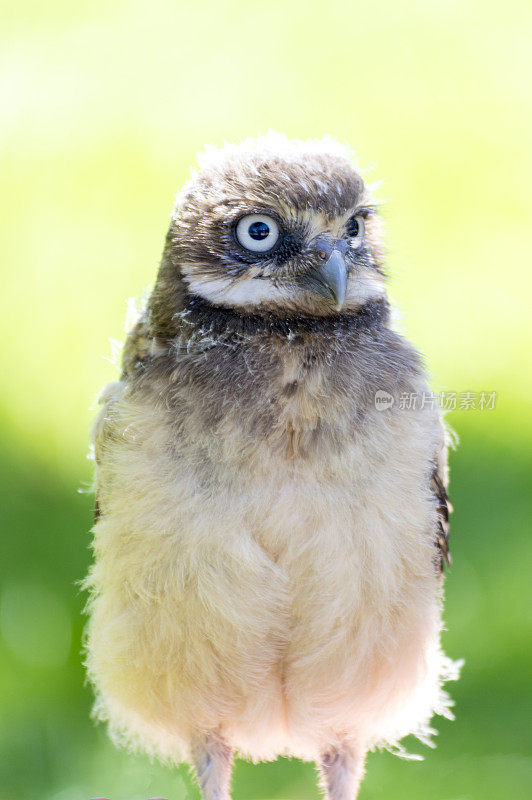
[304,249,348,310]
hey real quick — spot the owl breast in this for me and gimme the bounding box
[88,337,448,761]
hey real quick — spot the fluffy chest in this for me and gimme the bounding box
[159,337,366,466]
[123,327,437,584]
[262,349,348,460]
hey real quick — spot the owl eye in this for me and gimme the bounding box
[235,214,280,253]
[346,215,365,248]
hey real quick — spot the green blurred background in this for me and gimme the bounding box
[1,1,531,798]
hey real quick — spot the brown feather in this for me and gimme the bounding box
[431,468,452,572]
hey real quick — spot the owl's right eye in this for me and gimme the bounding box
[235,214,280,253]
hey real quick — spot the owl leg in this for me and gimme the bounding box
[190,732,233,800]
[318,744,365,800]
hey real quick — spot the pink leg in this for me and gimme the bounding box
[318,744,366,800]
[190,732,233,800]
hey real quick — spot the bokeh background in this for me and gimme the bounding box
[1,1,531,798]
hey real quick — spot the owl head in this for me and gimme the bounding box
[149,133,386,337]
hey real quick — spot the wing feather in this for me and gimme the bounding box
[92,316,157,522]
[431,465,452,572]
[91,380,124,523]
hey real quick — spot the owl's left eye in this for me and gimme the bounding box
[235,214,280,253]
[346,215,365,248]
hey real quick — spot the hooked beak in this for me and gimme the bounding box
[304,248,348,310]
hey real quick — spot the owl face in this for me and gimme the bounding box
[169,135,386,316]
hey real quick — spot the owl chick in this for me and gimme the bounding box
[84,134,459,800]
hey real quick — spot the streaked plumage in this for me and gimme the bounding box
[84,133,460,800]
